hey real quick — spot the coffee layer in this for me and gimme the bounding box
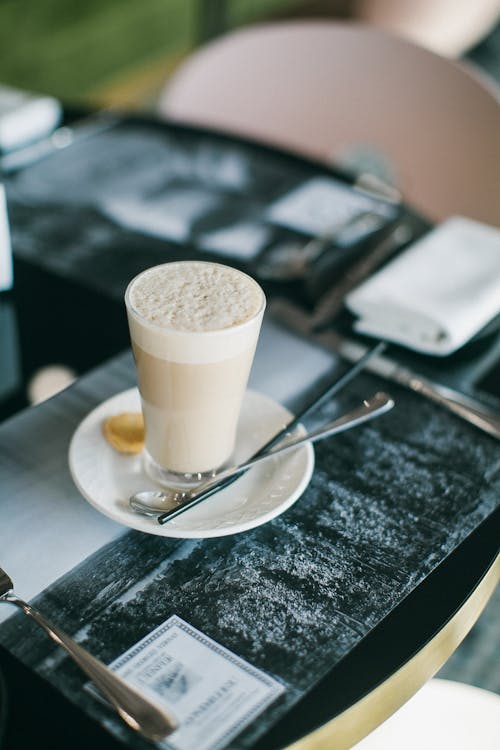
[134,343,256,472]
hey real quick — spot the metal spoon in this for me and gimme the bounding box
[129,391,394,521]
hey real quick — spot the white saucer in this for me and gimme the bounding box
[68,388,314,539]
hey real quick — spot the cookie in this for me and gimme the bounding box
[102,412,145,454]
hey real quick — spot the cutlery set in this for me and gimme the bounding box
[270,298,500,441]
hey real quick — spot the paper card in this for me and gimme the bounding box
[100,615,285,750]
[266,177,396,238]
[197,221,272,260]
[102,187,221,244]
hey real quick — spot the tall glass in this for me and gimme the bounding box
[125,261,265,488]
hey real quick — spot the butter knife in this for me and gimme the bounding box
[317,331,500,440]
[270,299,500,441]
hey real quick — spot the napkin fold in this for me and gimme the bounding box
[345,216,500,356]
[0,84,61,153]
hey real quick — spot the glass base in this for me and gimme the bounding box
[143,450,224,490]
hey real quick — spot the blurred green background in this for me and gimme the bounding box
[0,0,499,110]
[0,0,308,109]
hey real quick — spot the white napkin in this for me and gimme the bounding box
[0,184,13,291]
[345,216,500,356]
[0,84,61,152]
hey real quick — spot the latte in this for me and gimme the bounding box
[125,261,265,482]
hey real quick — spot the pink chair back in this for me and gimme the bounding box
[159,21,500,226]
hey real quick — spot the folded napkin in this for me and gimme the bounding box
[0,84,61,153]
[345,216,500,356]
[0,184,13,291]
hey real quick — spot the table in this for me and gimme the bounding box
[0,117,499,750]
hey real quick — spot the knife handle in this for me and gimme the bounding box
[408,376,500,440]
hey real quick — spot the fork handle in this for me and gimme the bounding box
[3,594,176,741]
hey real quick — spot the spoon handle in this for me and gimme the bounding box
[157,391,394,524]
[224,392,393,475]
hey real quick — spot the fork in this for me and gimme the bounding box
[0,567,177,741]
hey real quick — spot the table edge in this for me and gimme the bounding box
[285,551,500,750]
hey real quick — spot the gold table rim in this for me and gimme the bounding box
[284,552,500,750]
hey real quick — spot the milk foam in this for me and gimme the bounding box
[126,262,265,364]
[128,262,262,332]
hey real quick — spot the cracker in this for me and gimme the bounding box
[102,412,145,454]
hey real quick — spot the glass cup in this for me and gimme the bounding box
[125,261,265,489]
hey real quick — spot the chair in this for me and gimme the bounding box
[158,21,500,227]
[355,0,500,57]
[351,678,500,749]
